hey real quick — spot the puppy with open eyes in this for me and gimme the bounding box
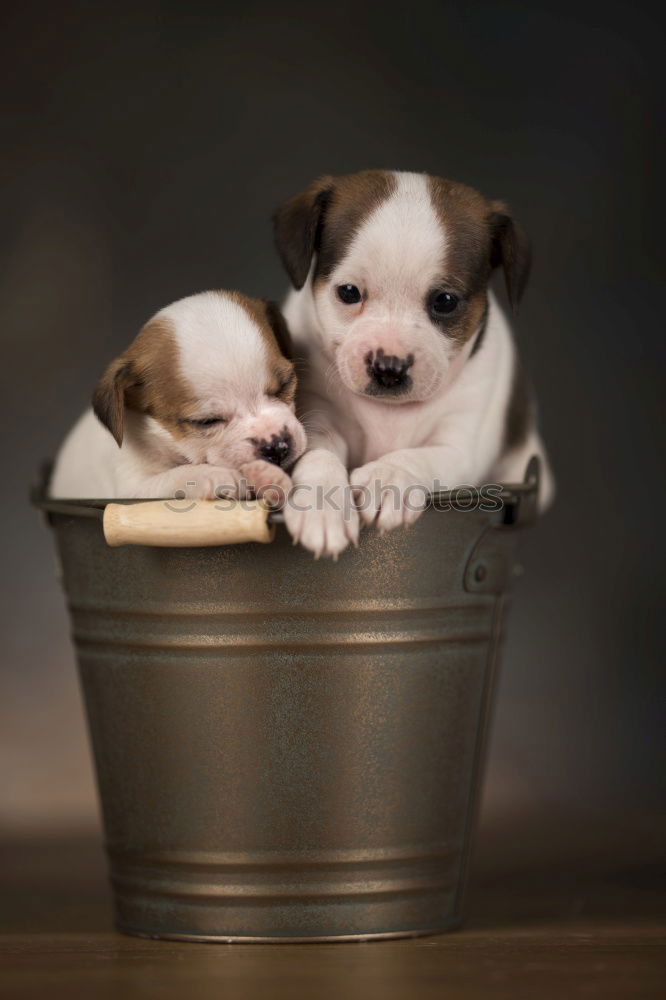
[274,169,554,558]
[50,291,307,500]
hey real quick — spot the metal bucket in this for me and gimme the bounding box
[34,461,538,942]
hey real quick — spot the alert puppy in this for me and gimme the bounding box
[275,169,554,557]
[50,291,307,499]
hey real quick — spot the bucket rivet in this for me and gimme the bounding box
[474,564,487,582]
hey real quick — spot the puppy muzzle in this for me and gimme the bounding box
[337,336,442,403]
[253,429,293,467]
[364,348,415,396]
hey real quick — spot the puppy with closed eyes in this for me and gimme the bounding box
[274,169,554,557]
[50,290,307,500]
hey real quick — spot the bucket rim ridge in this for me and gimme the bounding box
[31,457,541,531]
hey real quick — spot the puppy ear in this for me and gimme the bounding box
[273,176,335,290]
[91,356,136,447]
[489,202,531,314]
[263,300,294,360]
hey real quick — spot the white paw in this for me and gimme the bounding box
[350,460,428,533]
[283,482,360,559]
[239,461,292,508]
[164,465,242,500]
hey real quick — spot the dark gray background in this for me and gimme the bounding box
[1,0,663,834]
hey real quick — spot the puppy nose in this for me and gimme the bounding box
[257,433,292,467]
[367,349,415,391]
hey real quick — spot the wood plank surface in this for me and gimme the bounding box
[1,813,663,1000]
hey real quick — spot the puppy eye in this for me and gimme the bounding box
[187,417,226,428]
[429,291,459,317]
[266,371,296,399]
[272,371,296,397]
[337,284,362,305]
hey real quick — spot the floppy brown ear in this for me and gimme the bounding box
[263,300,294,360]
[489,202,532,314]
[273,176,335,290]
[91,356,136,447]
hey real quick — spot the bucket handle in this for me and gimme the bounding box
[103,499,275,547]
[32,457,540,548]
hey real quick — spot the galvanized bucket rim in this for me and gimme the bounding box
[31,457,541,531]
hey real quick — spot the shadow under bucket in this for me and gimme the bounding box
[34,460,539,942]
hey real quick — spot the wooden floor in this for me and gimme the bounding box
[1,813,664,999]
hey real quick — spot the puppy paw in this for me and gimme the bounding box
[283,483,360,559]
[350,461,428,533]
[239,460,292,508]
[155,464,242,500]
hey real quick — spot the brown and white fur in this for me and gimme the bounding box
[50,291,307,500]
[275,170,554,557]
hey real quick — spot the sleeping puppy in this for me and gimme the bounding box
[274,170,554,557]
[50,291,307,500]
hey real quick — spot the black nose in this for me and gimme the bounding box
[257,432,292,467]
[366,349,415,394]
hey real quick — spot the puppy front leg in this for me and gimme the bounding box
[350,445,474,533]
[239,459,292,508]
[284,446,359,559]
[128,464,242,500]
